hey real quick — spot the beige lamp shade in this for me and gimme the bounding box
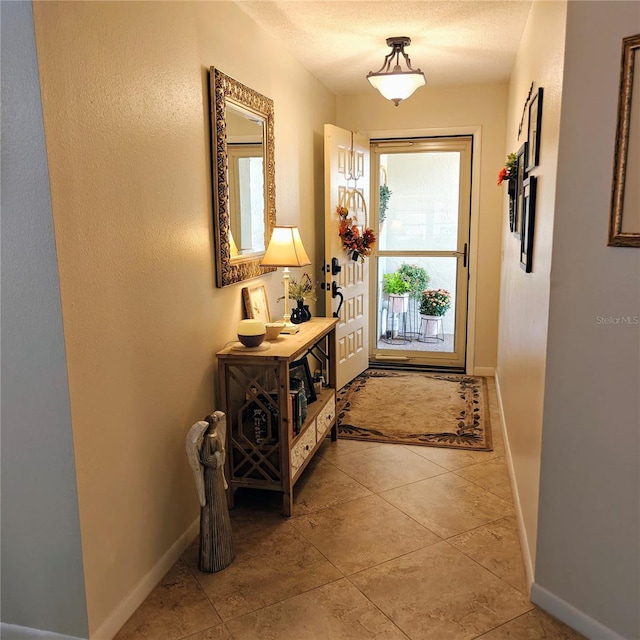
[261,226,311,267]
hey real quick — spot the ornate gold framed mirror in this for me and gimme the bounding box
[609,34,640,247]
[210,67,277,286]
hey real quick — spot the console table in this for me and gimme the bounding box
[217,317,338,516]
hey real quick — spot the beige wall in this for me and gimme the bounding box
[31,1,334,636]
[495,0,566,576]
[534,2,640,638]
[337,84,507,373]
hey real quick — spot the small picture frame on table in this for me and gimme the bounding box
[289,358,317,404]
[526,87,543,172]
[514,141,528,239]
[520,176,537,273]
[242,284,270,323]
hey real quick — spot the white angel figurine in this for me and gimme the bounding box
[185,411,235,572]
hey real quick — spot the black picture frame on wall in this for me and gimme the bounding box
[514,141,528,239]
[526,87,543,172]
[520,175,537,273]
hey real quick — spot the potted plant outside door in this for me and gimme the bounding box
[419,289,452,336]
[382,271,411,313]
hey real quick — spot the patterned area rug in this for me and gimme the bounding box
[337,370,492,451]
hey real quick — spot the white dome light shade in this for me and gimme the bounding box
[367,70,426,105]
[366,36,427,106]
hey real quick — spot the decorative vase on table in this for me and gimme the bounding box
[302,304,312,322]
[290,300,304,324]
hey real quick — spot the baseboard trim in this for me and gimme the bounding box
[0,623,86,640]
[493,372,534,593]
[473,366,495,377]
[91,517,199,640]
[530,583,627,640]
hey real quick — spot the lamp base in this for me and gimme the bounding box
[280,322,300,334]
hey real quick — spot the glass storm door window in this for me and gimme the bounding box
[371,137,472,369]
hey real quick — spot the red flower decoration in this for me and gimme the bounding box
[497,152,517,186]
[337,206,375,262]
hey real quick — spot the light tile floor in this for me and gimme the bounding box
[115,379,586,640]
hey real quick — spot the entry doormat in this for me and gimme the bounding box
[336,370,492,451]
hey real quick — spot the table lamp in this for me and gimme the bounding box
[260,226,311,334]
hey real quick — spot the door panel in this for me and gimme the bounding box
[371,137,472,369]
[324,124,370,389]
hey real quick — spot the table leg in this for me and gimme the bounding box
[282,490,292,517]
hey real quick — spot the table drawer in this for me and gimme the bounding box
[291,421,316,475]
[316,393,336,442]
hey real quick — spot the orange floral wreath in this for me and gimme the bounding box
[337,206,376,262]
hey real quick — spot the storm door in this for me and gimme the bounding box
[370,137,472,369]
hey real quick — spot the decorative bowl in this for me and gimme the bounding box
[265,322,285,340]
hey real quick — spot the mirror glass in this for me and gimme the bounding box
[226,102,265,257]
[210,67,276,286]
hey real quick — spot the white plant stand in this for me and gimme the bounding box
[418,315,445,343]
[382,295,410,345]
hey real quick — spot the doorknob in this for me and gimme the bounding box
[322,258,343,292]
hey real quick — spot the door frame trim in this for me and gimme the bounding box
[364,125,482,375]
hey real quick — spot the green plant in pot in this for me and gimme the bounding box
[382,271,411,295]
[420,289,452,317]
[279,273,317,323]
[383,271,412,313]
[397,263,429,300]
[285,273,317,303]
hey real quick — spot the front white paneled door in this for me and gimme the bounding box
[324,124,370,390]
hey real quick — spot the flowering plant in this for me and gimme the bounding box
[420,289,452,316]
[497,152,517,185]
[337,206,376,262]
[282,273,316,302]
[397,263,430,300]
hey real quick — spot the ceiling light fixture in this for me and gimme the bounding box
[366,36,426,106]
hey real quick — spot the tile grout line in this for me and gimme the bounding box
[441,534,534,600]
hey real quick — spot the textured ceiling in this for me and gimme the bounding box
[236,1,532,95]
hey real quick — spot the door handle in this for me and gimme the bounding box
[331,281,344,319]
[453,243,468,268]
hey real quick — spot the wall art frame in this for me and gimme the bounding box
[289,358,317,404]
[242,284,271,323]
[514,141,528,239]
[608,33,640,247]
[520,176,537,273]
[526,87,543,172]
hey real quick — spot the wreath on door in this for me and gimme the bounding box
[337,205,376,262]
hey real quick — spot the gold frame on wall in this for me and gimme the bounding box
[211,67,277,285]
[609,34,640,248]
